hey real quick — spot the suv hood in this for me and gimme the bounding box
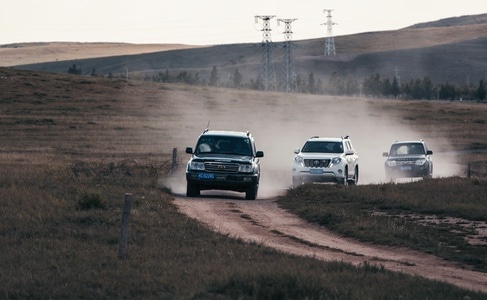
[192,153,254,164]
[298,152,342,159]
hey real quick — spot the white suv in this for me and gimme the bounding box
[292,136,359,187]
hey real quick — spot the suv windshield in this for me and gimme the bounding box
[389,143,425,156]
[302,141,343,153]
[196,136,252,156]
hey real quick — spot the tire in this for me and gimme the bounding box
[339,167,348,185]
[186,182,200,197]
[245,184,258,200]
[348,166,359,185]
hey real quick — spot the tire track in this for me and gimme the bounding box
[174,196,487,293]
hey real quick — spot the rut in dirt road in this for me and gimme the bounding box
[174,196,487,294]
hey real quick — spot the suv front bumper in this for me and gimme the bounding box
[385,164,431,179]
[292,169,345,184]
[186,171,259,192]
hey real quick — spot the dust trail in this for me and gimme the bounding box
[158,92,461,199]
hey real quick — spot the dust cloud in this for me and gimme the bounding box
[159,91,462,199]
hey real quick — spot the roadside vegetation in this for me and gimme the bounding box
[1,67,487,298]
[279,178,487,272]
[1,162,485,299]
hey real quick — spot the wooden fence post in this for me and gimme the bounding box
[118,193,132,259]
[171,148,178,174]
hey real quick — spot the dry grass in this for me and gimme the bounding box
[1,67,487,298]
[0,42,201,67]
[279,178,487,271]
[1,160,484,299]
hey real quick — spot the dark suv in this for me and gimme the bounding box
[185,130,264,200]
[382,140,433,181]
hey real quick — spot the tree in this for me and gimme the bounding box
[68,64,82,75]
[363,73,382,97]
[391,77,400,98]
[477,79,486,101]
[439,82,457,100]
[308,72,316,94]
[209,66,219,86]
[232,68,243,88]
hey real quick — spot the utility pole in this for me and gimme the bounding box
[255,15,277,91]
[277,18,298,93]
[322,9,337,56]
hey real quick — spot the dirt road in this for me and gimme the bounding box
[174,193,487,294]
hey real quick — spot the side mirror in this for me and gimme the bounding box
[345,150,355,156]
[382,152,389,157]
[185,147,193,154]
[293,148,300,154]
[426,150,433,155]
[256,151,264,158]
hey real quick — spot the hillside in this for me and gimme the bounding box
[8,14,487,86]
[406,13,487,29]
[0,42,201,67]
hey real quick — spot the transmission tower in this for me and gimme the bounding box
[255,15,277,91]
[322,9,337,56]
[277,18,298,93]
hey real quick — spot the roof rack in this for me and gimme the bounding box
[342,135,349,139]
[310,136,319,139]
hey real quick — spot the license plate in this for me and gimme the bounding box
[198,173,215,180]
[401,166,412,171]
[310,169,323,174]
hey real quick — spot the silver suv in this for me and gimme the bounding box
[382,140,433,181]
[185,130,264,200]
[292,136,359,187]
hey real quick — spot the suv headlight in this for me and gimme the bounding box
[331,157,342,165]
[238,164,254,173]
[189,161,205,171]
[294,156,304,166]
[415,158,427,165]
[386,160,397,167]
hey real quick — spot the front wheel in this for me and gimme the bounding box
[186,182,200,197]
[339,168,348,185]
[348,166,359,185]
[245,184,258,200]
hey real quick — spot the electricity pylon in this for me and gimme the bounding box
[255,15,277,91]
[322,9,337,56]
[277,18,298,93]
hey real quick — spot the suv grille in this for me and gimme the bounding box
[204,162,239,173]
[304,159,330,168]
[394,158,417,165]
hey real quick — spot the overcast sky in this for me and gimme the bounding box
[1,0,485,45]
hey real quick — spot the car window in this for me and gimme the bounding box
[390,143,425,155]
[302,141,343,153]
[196,136,251,155]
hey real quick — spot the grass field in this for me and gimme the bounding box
[1,67,487,298]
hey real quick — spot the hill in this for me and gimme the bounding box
[0,42,201,67]
[7,14,487,86]
[406,13,487,29]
